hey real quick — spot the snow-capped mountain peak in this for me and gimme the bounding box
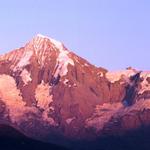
[1,34,150,149]
[28,34,75,76]
[0,34,75,74]
[30,34,67,53]
[37,34,64,50]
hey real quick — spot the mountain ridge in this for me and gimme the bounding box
[0,34,150,149]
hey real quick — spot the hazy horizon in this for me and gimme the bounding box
[0,0,150,71]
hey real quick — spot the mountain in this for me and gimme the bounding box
[0,34,150,149]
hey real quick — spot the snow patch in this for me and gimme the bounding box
[106,70,136,83]
[35,81,57,126]
[73,83,77,87]
[50,38,63,50]
[49,106,54,111]
[14,51,33,71]
[0,74,37,124]
[37,34,63,51]
[139,72,150,94]
[20,69,32,86]
[35,81,53,110]
[37,34,49,39]
[66,117,75,125]
[97,72,104,77]
[84,63,89,67]
[64,79,69,85]
[54,50,74,77]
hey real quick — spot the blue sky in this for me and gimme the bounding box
[0,0,150,70]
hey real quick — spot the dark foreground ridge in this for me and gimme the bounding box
[1,124,150,150]
[0,124,68,150]
[75,126,150,150]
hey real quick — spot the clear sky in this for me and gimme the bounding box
[0,0,150,70]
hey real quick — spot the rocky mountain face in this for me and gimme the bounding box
[0,34,150,148]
